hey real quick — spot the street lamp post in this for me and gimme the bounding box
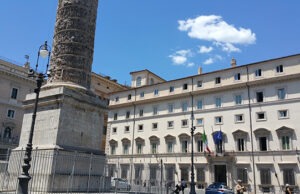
[190,120,196,194]
[190,89,196,194]
[17,41,51,194]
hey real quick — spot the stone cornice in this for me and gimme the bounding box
[0,69,36,84]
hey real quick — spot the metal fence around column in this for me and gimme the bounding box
[0,148,111,194]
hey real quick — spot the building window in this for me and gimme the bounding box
[197,100,203,109]
[110,145,116,155]
[235,95,242,105]
[182,101,188,112]
[112,127,117,133]
[168,121,174,128]
[215,97,221,108]
[182,140,188,153]
[256,91,264,102]
[151,143,157,154]
[3,127,12,139]
[150,78,154,85]
[7,109,15,119]
[135,166,142,184]
[166,167,175,182]
[152,123,158,130]
[123,145,129,154]
[259,137,268,151]
[113,113,118,120]
[137,144,142,154]
[128,94,132,100]
[138,124,143,131]
[257,112,266,121]
[154,89,159,96]
[11,88,18,99]
[237,168,248,183]
[150,165,158,184]
[115,96,119,102]
[281,136,291,150]
[125,126,130,132]
[181,168,189,182]
[181,119,188,127]
[169,86,174,93]
[167,142,173,153]
[121,166,128,179]
[136,76,142,87]
[197,140,203,152]
[260,168,271,185]
[235,114,244,123]
[234,73,241,81]
[139,109,144,117]
[197,81,203,87]
[196,168,205,188]
[283,169,295,185]
[140,91,144,98]
[196,118,203,126]
[126,111,130,119]
[215,116,223,124]
[277,88,286,100]
[276,65,284,73]
[215,77,221,84]
[278,110,288,119]
[168,104,174,113]
[183,83,188,90]
[153,106,158,115]
[237,138,245,151]
[255,69,262,77]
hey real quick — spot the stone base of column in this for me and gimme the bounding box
[4,85,108,192]
[5,148,108,192]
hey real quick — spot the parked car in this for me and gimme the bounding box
[111,177,131,191]
[205,182,234,194]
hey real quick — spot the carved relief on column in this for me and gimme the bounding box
[48,0,98,89]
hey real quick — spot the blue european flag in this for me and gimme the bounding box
[213,130,222,144]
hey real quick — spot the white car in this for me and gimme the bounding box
[111,178,131,191]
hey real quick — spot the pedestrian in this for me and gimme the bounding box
[285,184,292,194]
[235,180,245,194]
[143,180,146,187]
[180,178,187,194]
[174,184,181,194]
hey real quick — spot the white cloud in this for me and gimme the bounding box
[178,15,256,52]
[202,55,223,65]
[171,55,187,65]
[203,58,214,65]
[199,45,213,53]
[169,49,192,65]
[187,62,195,67]
[214,42,241,53]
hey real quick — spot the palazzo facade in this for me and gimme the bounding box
[106,54,300,193]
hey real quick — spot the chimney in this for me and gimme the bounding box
[231,58,237,67]
[198,67,203,74]
[23,55,30,69]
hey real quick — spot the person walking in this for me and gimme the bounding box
[173,184,181,194]
[180,178,187,194]
[235,180,245,194]
[285,184,292,194]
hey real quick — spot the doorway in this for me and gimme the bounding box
[214,165,227,184]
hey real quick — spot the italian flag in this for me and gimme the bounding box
[202,130,211,153]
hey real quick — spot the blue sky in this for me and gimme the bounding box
[1,1,299,85]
